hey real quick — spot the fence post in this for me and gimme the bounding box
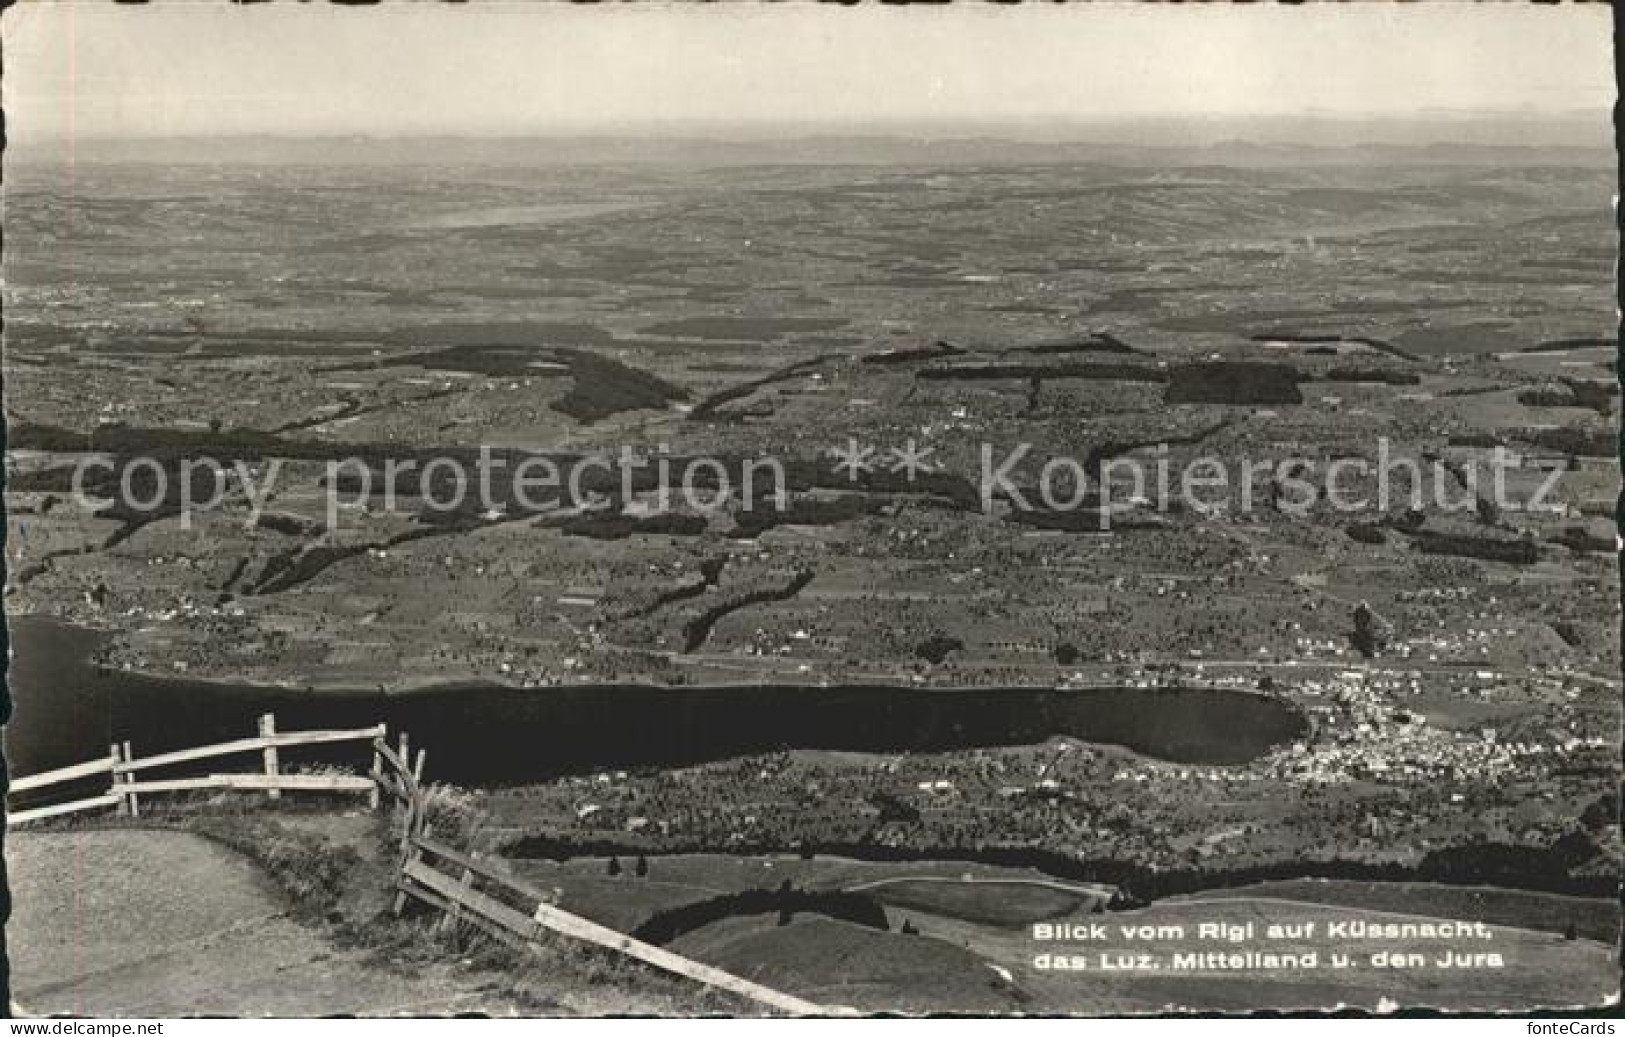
[368,742,383,811]
[258,714,281,800]
[120,742,140,818]
[393,823,425,917]
[111,744,138,817]
[442,864,474,936]
[397,731,417,834]
[112,744,125,814]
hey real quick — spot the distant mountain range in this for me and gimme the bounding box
[15,113,1612,168]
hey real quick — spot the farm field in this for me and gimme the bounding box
[512,851,1112,935]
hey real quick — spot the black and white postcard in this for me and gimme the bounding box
[2,2,1618,1018]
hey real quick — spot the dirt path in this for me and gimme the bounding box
[7,828,520,1016]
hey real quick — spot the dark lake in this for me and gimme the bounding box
[4,615,1305,791]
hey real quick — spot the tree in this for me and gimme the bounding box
[1351,601,1384,658]
[635,854,649,878]
[607,856,622,877]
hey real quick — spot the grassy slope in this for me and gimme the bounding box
[671,915,1027,1015]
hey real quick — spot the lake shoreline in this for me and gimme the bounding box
[7,614,1308,777]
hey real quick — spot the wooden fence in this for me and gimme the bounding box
[370,733,839,1015]
[7,714,384,825]
[8,715,839,1014]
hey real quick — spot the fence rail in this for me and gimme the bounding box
[8,753,118,794]
[7,715,384,825]
[114,724,386,775]
[8,792,126,826]
[119,773,377,796]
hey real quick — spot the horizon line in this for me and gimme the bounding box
[15,114,1615,147]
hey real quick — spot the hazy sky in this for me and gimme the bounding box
[3,2,1613,139]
